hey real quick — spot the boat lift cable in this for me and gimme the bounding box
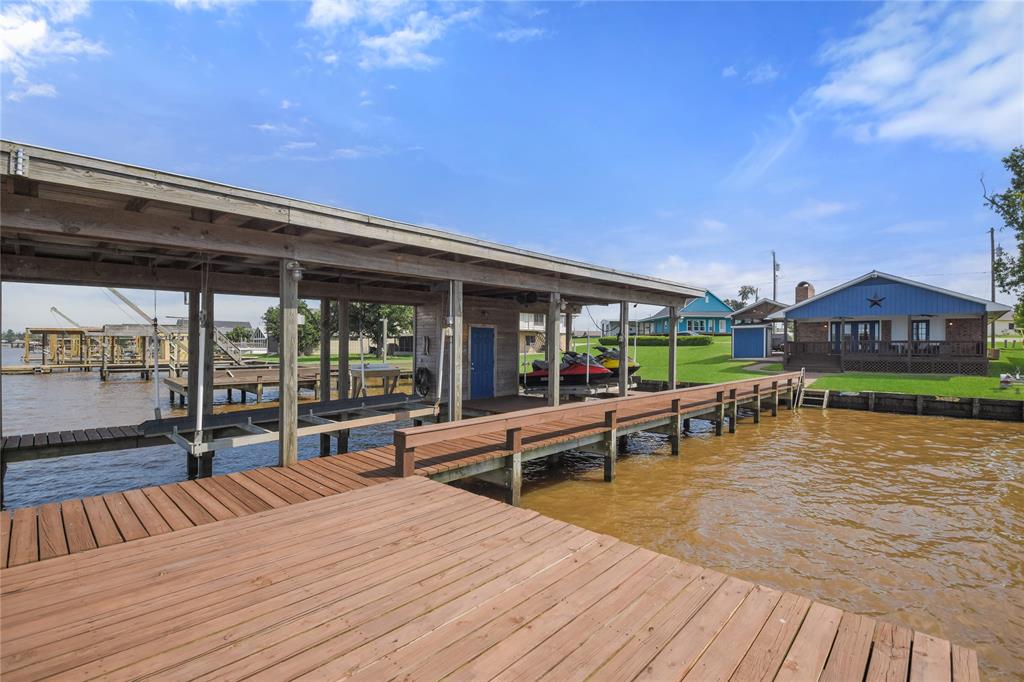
[152,289,160,420]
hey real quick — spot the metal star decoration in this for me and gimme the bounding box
[867,294,885,308]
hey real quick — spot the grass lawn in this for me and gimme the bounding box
[810,347,1024,401]
[533,337,784,384]
[255,354,414,370]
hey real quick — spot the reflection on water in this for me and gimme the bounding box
[0,347,402,508]
[513,409,1024,680]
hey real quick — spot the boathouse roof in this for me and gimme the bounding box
[1,141,704,309]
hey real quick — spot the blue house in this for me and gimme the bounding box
[767,271,1011,375]
[638,291,734,335]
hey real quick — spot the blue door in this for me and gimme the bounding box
[470,327,495,399]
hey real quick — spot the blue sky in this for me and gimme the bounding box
[1,0,1022,331]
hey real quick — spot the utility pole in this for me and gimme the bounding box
[772,251,779,301]
[990,227,996,349]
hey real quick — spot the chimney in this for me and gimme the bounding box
[795,281,814,303]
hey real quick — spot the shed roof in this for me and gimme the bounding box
[640,290,734,322]
[1,141,703,308]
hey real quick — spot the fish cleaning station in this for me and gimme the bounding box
[0,141,979,680]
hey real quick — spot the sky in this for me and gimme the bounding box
[1,0,1022,332]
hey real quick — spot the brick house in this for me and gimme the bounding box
[767,272,1011,375]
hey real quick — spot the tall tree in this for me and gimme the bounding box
[737,285,758,303]
[263,301,321,356]
[262,302,413,359]
[985,146,1024,298]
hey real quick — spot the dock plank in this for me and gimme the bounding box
[81,496,123,547]
[121,488,173,536]
[0,510,11,568]
[866,621,913,682]
[59,499,97,554]
[731,592,813,681]
[820,612,876,682]
[775,602,843,681]
[910,632,952,682]
[36,503,69,560]
[102,493,149,542]
[7,507,38,567]
[140,486,194,531]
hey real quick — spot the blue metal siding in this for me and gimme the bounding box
[732,327,767,358]
[786,277,985,319]
[681,291,733,314]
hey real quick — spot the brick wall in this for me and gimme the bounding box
[946,317,984,343]
[795,321,828,342]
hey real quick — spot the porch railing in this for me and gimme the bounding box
[786,340,984,358]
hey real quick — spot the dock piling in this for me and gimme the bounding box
[715,390,725,435]
[603,409,618,482]
[753,384,761,423]
[728,388,738,433]
[505,427,523,506]
[669,398,681,455]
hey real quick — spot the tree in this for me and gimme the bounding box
[723,298,742,310]
[262,301,413,359]
[225,325,252,343]
[737,285,758,304]
[350,303,413,358]
[3,329,16,344]
[263,301,322,356]
[985,146,1024,298]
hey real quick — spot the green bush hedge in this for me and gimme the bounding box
[594,335,713,347]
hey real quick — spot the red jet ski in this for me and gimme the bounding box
[522,353,614,387]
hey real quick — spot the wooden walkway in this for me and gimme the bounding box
[0,477,979,681]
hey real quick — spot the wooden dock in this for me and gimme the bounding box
[0,477,979,680]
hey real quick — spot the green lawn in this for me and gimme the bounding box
[810,347,1024,400]
[529,337,782,384]
[255,353,414,369]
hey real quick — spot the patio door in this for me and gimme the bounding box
[469,326,495,399]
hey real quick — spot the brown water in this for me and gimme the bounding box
[515,410,1024,679]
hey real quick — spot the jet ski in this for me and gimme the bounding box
[594,346,640,378]
[522,353,614,387]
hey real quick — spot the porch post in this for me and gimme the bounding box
[618,301,629,397]
[279,259,299,467]
[668,305,679,390]
[564,305,573,355]
[907,314,913,371]
[546,293,561,407]
[198,284,215,478]
[186,288,200,480]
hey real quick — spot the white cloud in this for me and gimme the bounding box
[745,62,779,84]
[306,0,406,29]
[321,51,339,64]
[358,8,477,70]
[721,65,737,78]
[332,145,389,158]
[281,141,317,151]
[0,0,106,101]
[495,27,547,43]
[169,0,249,10]
[251,122,299,134]
[699,218,728,231]
[814,1,1024,150]
[280,99,298,109]
[788,200,853,221]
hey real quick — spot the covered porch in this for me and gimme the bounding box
[784,315,989,375]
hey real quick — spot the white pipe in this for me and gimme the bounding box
[359,330,367,397]
[152,315,160,419]
[193,324,206,444]
[585,332,590,385]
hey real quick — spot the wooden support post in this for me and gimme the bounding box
[771,380,779,417]
[787,379,795,410]
[603,409,618,482]
[319,297,332,456]
[505,427,523,506]
[618,301,629,397]
[186,289,200,477]
[338,298,350,401]
[197,453,214,478]
[971,397,980,418]
[669,398,681,455]
[199,285,217,473]
[683,417,691,433]
[279,259,299,467]
[395,433,415,477]
[564,307,573,354]
[728,388,738,433]
[868,391,876,412]
[753,384,761,423]
[668,305,678,390]
[715,390,725,435]
[916,394,924,416]
[450,280,464,421]
[547,293,561,407]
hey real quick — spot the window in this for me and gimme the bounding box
[533,313,544,325]
[912,320,929,341]
[525,335,536,346]
[687,319,706,332]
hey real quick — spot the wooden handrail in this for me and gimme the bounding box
[393,372,802,475]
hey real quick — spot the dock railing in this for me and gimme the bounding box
[394,371,804,476]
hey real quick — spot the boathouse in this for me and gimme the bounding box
[639,290,734,335]
[768,272,1011,374]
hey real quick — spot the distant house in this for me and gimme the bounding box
[519,312,566,353]
[994,310,1019,337]
[638,291,734,335]
[767,272,1011,375]
[728,298,787,359]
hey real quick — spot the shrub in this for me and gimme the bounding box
[594,335,713,347]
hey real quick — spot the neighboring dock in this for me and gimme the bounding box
[0,477,979,680]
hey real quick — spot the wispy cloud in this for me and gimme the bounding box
[332,145,390,159]
[251,122,300,134]
[169,0,249,10]
[280,141,317,151]
[813,1,1024,150]
[495,26,547,43]
[358,8,478,70]
[0,0,106,101]
[721,65,737,78]
[788,200,853,221]
[280,99,298,109]
[745,62,779,84]
[724,108,806,188]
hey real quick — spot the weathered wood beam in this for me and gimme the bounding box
[1,193,693,306]
[547,293,561,407]
[450,280,463,421]
[0,254,436,303]
[279,259,299,467]
[124,197,149,212]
